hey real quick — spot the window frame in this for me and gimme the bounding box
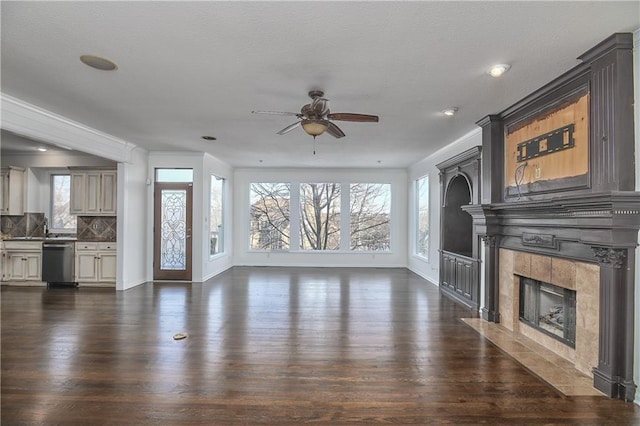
[415,175,430,260]
[49,173,76,234]
[349,183,391,252]
[209,174,225,257]
[248,181,393,253]
[249,182,292,251]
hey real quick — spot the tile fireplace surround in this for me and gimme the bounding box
[498,249,599,378]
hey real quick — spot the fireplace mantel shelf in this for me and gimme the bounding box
[465,191,640,218]
[463,191,640,251]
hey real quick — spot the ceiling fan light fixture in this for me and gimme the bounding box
[301,119,328,137]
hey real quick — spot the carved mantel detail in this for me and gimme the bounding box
[592,247,626,269]
[480,235,498,247]
[522,233,557,249]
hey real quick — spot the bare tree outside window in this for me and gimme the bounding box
[299,183,341,250]
[51,174,76,231]
[350,183,391,251]
[250,183,290,250]
[416,176,429,259]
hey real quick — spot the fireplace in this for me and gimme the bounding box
[519,277,576,348]
[495,250,600,380]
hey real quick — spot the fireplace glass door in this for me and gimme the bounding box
[519,277,576,347]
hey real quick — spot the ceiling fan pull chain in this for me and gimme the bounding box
[313,137,317,155]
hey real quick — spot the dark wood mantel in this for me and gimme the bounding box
[467,33,638,401]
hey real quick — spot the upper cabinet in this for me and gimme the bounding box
[70,169,117,216]
[0,167,25,215]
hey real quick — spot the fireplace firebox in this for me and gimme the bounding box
[519,277,576,348]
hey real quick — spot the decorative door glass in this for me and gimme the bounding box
[160,189,187,270]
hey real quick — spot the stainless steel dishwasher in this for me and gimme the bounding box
[42,242,77,287]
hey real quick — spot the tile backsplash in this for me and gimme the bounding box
[77,216,117,242]
[1,212,46,238]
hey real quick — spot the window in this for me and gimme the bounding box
[249,182,393,252]
[250,183,290,250]
[299,183,341,250]
[350,183,390,251]
[50,174,76,232]
[416,175,429,259]
[210,175,224,256]
[155,168,193,183]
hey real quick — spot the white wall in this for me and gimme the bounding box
[633,27,639,407]
[117,147,149,290]
[233,168,408,267]
[202,153,234,280]
[407,129,482,286]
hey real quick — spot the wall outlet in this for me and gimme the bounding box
[535,166,541,179]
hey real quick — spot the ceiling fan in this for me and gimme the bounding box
[252,90,379,139]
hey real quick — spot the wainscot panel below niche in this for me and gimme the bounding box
[77,216,116,242]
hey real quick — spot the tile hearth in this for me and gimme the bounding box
[462,318,603,397]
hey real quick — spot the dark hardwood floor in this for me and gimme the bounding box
[2,267,639,424]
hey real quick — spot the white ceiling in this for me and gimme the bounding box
[1,2,638,168]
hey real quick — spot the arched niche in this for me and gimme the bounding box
[436,146,482,310]
[442,174,473,257]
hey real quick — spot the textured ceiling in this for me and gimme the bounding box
[1,2,638,168]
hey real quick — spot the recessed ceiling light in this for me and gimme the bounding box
[36,147,48,152]
[488,64,510,78]
[80,55,118,71]
[201,136,217,141]
[442,107,458,116]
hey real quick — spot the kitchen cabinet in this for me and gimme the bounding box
[1,241,42,283]
[0,167,25,215]
[75,242,116,286]
[70,169,117,216]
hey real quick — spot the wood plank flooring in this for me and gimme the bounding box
[2,267,639,424]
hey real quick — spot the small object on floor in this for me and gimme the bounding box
[173,332,188,340]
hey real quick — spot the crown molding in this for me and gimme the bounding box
[1,93,139,163]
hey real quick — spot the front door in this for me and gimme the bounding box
[153,183,193,280]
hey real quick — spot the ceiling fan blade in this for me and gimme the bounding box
[277,121,302,135]
[252,110,301,117]
[326,122,346,139]
[327,113,379,123]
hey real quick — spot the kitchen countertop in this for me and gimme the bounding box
[3,237,78,242]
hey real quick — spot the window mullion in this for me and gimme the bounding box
[290,182,300,251]
[340,183,350,251]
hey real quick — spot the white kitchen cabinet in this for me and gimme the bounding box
[99,171,117,215]
[75,242,116,286]
[0,167,25,215]
[70,169,117,216]
[1,241,42,283]
[70,172,86,214]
